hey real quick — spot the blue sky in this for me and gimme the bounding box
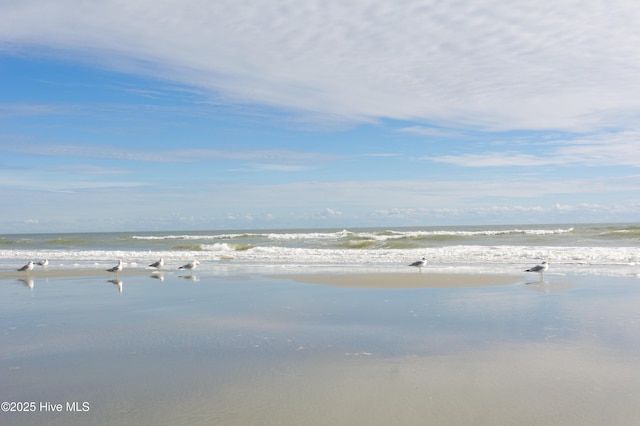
[2,0,640,233]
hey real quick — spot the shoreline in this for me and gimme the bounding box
[0,268,153,280]
[274,272,520,288]
[1,268,521,288]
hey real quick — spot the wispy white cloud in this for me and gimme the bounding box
[360,153,402,158]
[368,203,640,227]
[0,175,146,192]
[3,0,640,131]
[0,162,143,193]
[398,126,462,139]
[0,103,69,118]
[318,208,342,217]
[0,141,339,165]
[4,170,640,231]
[251,164,314,172]
[46,164,131,175]
[428,131,640,167]
[200,176,640,212]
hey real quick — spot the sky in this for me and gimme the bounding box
[2,0,640,233]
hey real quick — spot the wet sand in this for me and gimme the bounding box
[2,272,639,425]
[276,272,519,288]
[2,269,519,288]
[0,268,151,280]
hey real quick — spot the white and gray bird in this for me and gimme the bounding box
[409,257,427,269]
[178,260,200,272]
[18,260,34,272]
[525,261,549,278]
[107,259,123,275]
[149,257,164,269]
[36,259,49,267]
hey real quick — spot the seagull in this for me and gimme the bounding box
[149,257,164,269]
[409,257,427,271]
[36,259,49,267]
[17,261,34,273]
[107,260,123,276]
[525,261,549,279]
[178,260,200,272]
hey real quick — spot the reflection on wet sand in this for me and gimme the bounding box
[1,273,639,425]
[150,272,164,281]
[17,277,34,289]
[0,267,151,280]
[108,278,123,293]
[525,275,548,285]
[179,273,199,282]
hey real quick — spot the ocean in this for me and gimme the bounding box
[2,222,639,276]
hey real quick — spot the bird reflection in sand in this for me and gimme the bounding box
[524,281,546,288]
[149,272,165,282]
[179,273,200,282]
[108,278,123,293]
[18,278,34,290]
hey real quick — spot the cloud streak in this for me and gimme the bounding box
[1,141,339,165]
[428,131,640,167]
[3,0,640,131]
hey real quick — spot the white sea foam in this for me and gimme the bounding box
[4,225,638,277]
[2,243,639,277]
[132,234,220,240]
[129,227,575,242]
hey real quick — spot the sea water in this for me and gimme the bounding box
[2,223,639,276]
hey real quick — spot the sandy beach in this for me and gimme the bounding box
[2,268,519,288]
[2,270,640,425]
[276,272,519,288]
[0,268,151,280]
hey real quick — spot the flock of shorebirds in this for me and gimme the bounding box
[104,258,201,276]
[17,257,549,279]
[16,257,200,276]
[409,257,549,279]
[16,259,48,272]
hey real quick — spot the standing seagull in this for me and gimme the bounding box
[149,257,164,269]
[107,259,123,276]
[409,257,427,271]
[36,259,49,268]
[178,260,200,273]
[18,260,34,273]
[525,261,549,280]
